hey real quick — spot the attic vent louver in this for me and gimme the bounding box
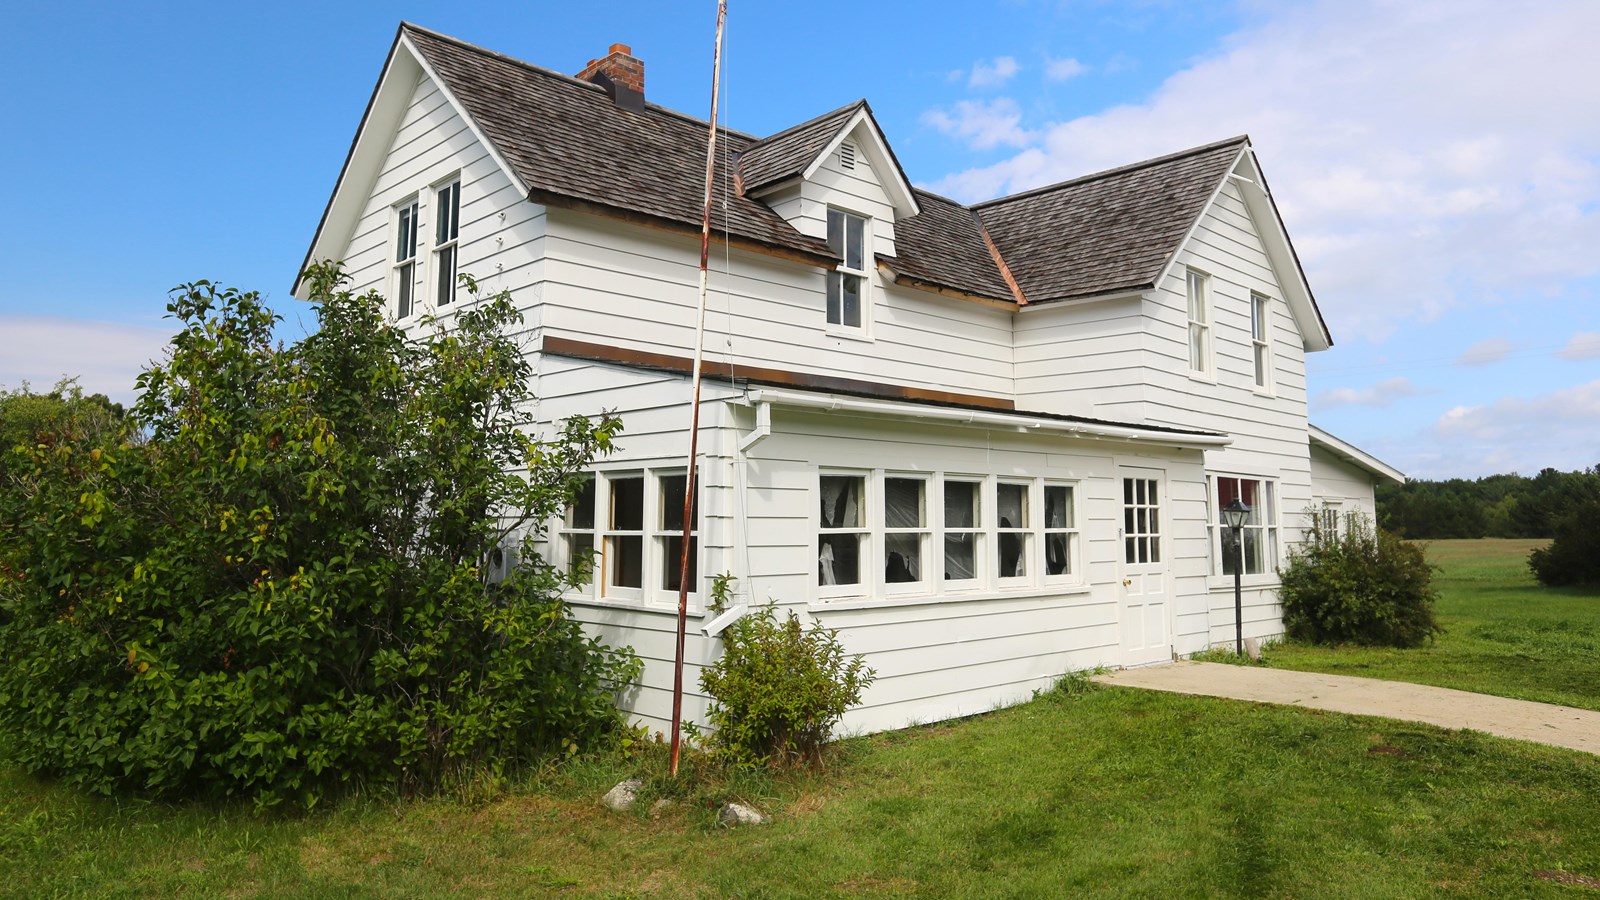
[839,141,857,170]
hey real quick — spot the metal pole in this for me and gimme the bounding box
[1233,529,1244,656]
[670,0,727,779]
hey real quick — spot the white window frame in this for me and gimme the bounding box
[1209,475,1279,580]
[818,470,871,599]
[1251,292,1273,394]
[1043,481,1079,581]
[882,474,931,595]
[392,196,419,319]
[655,470,699,599]
[995,479,1034,586]
[433,176,461,307]
[1186,267,1213,378]
[559,473,597,580]
[939,476,985,592]
[564,468,702,607]
[825,207,869,333]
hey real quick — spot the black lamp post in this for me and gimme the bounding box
[1221,498,1251,655]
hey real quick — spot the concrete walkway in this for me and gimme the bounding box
[1095,661,1600,757]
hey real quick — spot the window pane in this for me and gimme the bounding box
[944,534,976,581]
[663,535,698,591]
[1252,296,1266,339]
[1218,478,1240,508]
[846,214,864,270]
[1045,485,1071,529]
[820,476,863,528]
[842,274,860,327]
[826,209,843,256]
[827,272,842,324]
[437,183,459,243]
[398,261,414,319]
[436,245,456,306]
[1243,528,1263,575]
[999,532,1028,578]
[611,476,644,530]
[1222,531,1240,576]
[885,478,924,528]
[1190,325,1205,369]
[1187,271,1205,321]
[396,207,412,262]
[1125,536,1136,564]
[567,532,593,576]
[567,477,595,529]
[610,535,642,588]
[659,474,696,532]
[945,481,978,529]
[819,533,861,585]
[1149,535,1161,564]
[1046,532,1069,575]
[997,483,1026,529]
[1255,344,1269,386]
[1124,507,1135,534]
[885,533,920,583]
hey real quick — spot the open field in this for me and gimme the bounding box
[5,682,1600,897]
[1266,539,1600,710]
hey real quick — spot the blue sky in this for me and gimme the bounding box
[2,0,1597,479]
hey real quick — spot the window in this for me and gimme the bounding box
[996,481,1030,580]
[942,480,982,584]
[883,477,928,588]
[1251,293,1272,391]
[565,470,701,601]
[1212,477,1278,577]
[658,473,698,593]
[1123,477,1161,565]
[1186,268,1211,375]
[826,208,866,328]
[434,179,461,306]
[393,198,419,318]
[1044,484,1077,577]
[818,474,866,588]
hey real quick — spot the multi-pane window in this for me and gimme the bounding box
[1123,477,1161,565]
[826,208,866,328]
[1251,293,1272,391]
[658,473,698,593]
[1186,268,1211,375]
[1044,484,1077,577]
[434,179,461,306]
[393,198,419,318]
[996,481,1030,579]
[564,470,701,601]
[1213,477,1279,577]
[942,480,982,584]
[883,477,928,587]
[818,474,866,588]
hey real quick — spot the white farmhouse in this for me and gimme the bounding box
[296,24,1404,734]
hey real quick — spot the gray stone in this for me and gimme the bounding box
[1244,637,1263,660]
[718,801,769,827]
[601,778,643,812]
[650,798,674,818]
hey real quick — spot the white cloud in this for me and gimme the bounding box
[921,99,1035,151]
[1454,337,1512,366]
[1045,57,1088,81]
[1557,331,1600,360]
[968,56,1020,89]
[0,315,171,404]
[926,0,1600,343]
[1312,376,1423,411]
[1423,379,1600,474]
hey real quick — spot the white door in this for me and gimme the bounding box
[1118,467,1172,666]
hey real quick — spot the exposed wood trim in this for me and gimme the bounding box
[542,336,1016,412]
[526,187,838,269]
[974,215,1029,306]
[875,261,1017,311]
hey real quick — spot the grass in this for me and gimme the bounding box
[1262,538,1600,710]
[5,539,1600,897]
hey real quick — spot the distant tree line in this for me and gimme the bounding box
[1378,467,1600,539]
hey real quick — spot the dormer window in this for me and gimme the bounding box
[826,208,866,328]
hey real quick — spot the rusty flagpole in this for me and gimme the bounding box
[671,0,727,778]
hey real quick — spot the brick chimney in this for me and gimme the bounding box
[578,43,645,112]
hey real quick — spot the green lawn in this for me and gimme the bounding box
[1264,539,1600,710]
[4,685,1600,897]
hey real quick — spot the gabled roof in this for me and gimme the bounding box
[974,137,1249,304]
[1309,425,1406,485]
[737,101,863,194]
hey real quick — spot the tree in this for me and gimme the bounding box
[0,264,638,806]
[0,378,126,466]
[1528,497,1600,587]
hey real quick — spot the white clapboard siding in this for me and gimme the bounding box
[1309,445,1381,521]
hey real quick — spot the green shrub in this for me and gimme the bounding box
[699,580,875,768]
[1529,498,1600,586]
[0,264,639,807]
[1279,509,1441,648]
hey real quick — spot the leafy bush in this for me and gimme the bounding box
[699,579,875,767]
[1528,498,1600,586]
[0,379,126,469]
[1279,509,1441,648]
[0,264,639,806]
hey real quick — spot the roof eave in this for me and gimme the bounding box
[1309,424,1406,484]
[801,104,921,219]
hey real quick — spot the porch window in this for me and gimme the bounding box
[819,474,867,588]
[942,480,982,584]
[1044,483,1077,577]
[560,475,596,577]
[1212,476,1278,576]
[658,473,698,593]
[562,469,701,602]
[996,481,1030,580]
[883,477,928,587]
[605,475,645,592]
